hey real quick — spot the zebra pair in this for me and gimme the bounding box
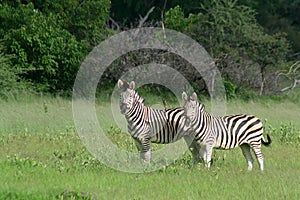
[118,80,271,171]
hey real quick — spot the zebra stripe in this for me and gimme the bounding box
[118,80,189,161]
[182,92,271,171]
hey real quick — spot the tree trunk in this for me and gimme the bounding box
[259,65,266,96]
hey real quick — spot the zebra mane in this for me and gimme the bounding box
[187,94,205,112]
[132,90,145,105]
[196,101,205,112]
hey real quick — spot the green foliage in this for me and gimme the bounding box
[165,6,198,35]
[243,29,290,68]
[239,0,300,53]
[267,122,300,145]
[4,11,84,92]
[165,1,290,94]
[188,0,258,57]
[0,1,110,94]
[0,44,33,99]
[223,79,237,99]
[165,6,194,33]
[1,0,111,47]
[28,0,111,47]
[0,2,35,38]
[168,0,290,62]
[110,0,202,26]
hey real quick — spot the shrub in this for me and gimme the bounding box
[0,45,33,100]
[4,12,84,93]
[223,79,237,99]
[266,122,300,145]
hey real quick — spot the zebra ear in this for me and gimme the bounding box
[129,81,135,90]
[117,79,123,89]
[191,92,197,101]
[182,92,188,101]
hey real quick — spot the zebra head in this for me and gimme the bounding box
[118,79,145,115]
[117,80,136,114]
[182,92,202,128]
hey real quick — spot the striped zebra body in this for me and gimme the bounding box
[126,104,186,143]
[182,92,271,171]
[118,80,189,161]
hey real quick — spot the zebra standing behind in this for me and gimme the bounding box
[182,92,271,171]
[118,80,190,162]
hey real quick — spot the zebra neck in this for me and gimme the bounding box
[125,100,147,124]
[192,108,210,129]
[133,91,145,104]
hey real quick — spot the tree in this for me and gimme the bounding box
[238,0,300,53]
[4,7,84,92]
[32,0,111,47]
[0,0,111,48]
[0,44,32,99]
[164,0,290,95]
[0,0,111,93]
[110,0,204,28]
[243,30,290,95]
[0,2,36,38]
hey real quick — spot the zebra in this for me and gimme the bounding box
[182,91,271,171]
[117,80,192,162]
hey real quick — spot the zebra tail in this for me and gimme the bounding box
[261,134,272,146]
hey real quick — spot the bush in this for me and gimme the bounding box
[266,122,300,146]
[223,79,237,99]
[1,1,111,94]
[0,45,33,100]
[4,12,84,93]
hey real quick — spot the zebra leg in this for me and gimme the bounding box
[199,145,206,163]
[142,149,151,162]
[183,135,194,152]
[184,136,200,164]
[205,145,213,169]
[191,141,201,164]
[240,144,253,171]
[134,139,144,159]
[134,139,151,162]
[138,137,152,162]
[251,145,264,171]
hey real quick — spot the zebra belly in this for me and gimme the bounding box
[149,130,178,144]
[214,129,239,150]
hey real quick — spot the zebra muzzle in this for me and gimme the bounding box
[120,105,127,114]
[185,117,191,127]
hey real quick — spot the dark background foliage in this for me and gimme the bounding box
[0,0,299,97]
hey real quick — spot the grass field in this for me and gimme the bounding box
[0,94,300,199]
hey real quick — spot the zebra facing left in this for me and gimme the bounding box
[182,92,272,171]
[118,80,191,162]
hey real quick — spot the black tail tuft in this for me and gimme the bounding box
[262,134,272,146]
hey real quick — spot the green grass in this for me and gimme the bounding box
[0,96,74,134]
[1,133,300,199]
[0,95,300,199]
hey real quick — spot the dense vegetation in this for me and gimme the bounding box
[0,0,110,95]
[0,0,299,98]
